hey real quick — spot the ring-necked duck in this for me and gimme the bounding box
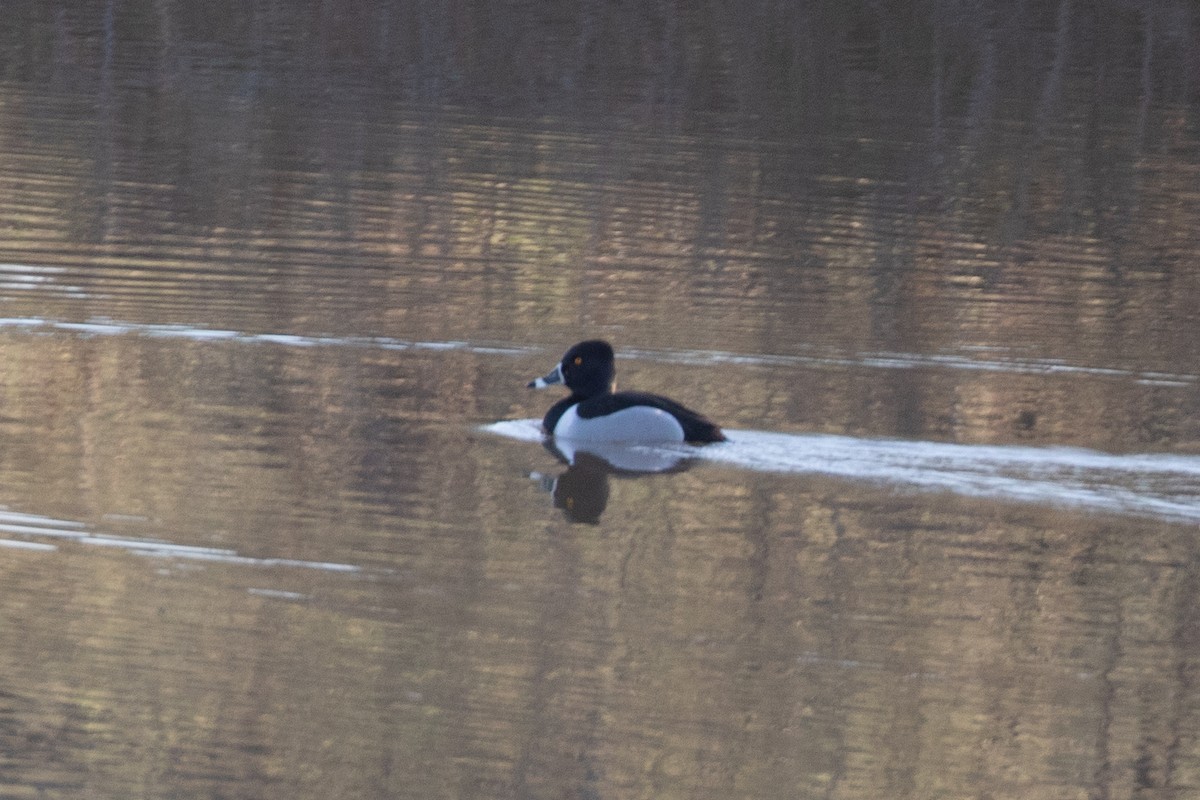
[528,340,726,443]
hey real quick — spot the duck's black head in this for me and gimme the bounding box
[528,339,615,399]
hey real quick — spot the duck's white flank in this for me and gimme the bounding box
[553,405,686,442]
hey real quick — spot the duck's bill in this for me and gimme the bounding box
[527,363,564,389]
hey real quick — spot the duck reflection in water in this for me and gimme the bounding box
[532,439,698,524]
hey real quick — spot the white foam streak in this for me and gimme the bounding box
[483,421,1200,523]
[0,538,57,551]
[626,344,1197,387]
[0,509,363,572]
[2,313,1193,387]
[248,588,311,601]
[704,430,1200,522]
[0,315,539,358]
[487,419,546,443]
[0,510,88,528]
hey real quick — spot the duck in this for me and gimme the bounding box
[528,340,726,443]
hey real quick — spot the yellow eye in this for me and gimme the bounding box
[573,356,583,365]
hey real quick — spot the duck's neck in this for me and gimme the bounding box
[574,379,615,400]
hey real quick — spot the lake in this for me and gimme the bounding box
[1,2,1199,798]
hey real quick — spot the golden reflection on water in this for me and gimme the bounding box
[2,474,1197,799]
[1,2,1199,797]
[0,328,1197,798]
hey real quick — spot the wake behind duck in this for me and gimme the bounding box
[484,419,1200,524]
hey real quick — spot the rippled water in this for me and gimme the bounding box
[2,3,1199,799]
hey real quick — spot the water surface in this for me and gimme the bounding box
[1,3,1199,799]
